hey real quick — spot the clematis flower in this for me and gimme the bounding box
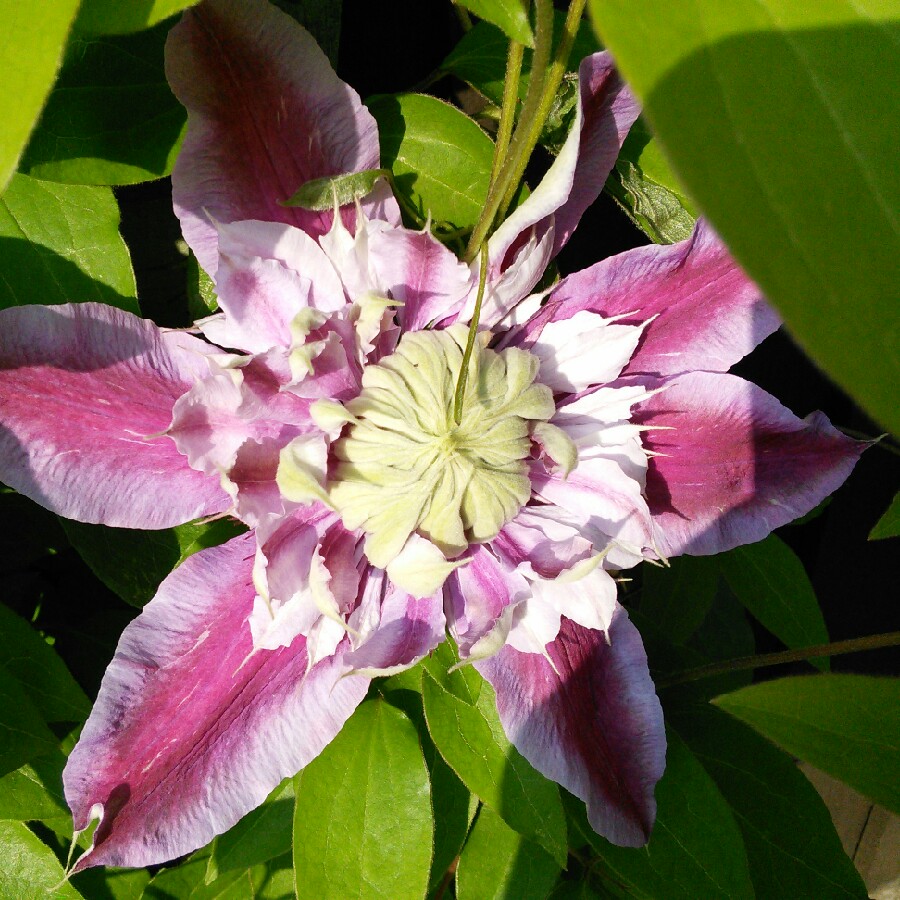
[0,0,864,871]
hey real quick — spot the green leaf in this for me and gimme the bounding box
[869,490,900,540]
[74,0,200,35]
[0,0,80,192]
[456,805,561,900]
[0,750,69,821]
[0,602,90,723]
[366,93,497,233]
[588,2,900,433]
[718,535,829,671]
[21,22,187,186]
[0,173,138,314]
[713,674,900,815]
[441,16,599,109]
[283,169,391,211]
[672,704,867,899]
[144,847,285,899]
[207,779,294,880]
[639,554,719,644]
[293,698,433,900]
[456,0,534,47]
[61,518,247,608]
[71,866,151,900]
[568,729,754,900]
[421,648,568,867]
[0,668,58,778]
[0,821,84,899]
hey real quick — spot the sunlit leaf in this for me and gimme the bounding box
[421,645,568,867]
[0,821,84,899]
[456,805,561,900]
[293,698,433,900]
[588,1,900,432]
[456,0,534,47]
[714,674,900,815]
[0,0,80,191]
[21,22,186,185]
[0,751,69,822]
[283,169,391,211]
[0,174,138,313]
[718,535,829,671]
[673,704,867,899]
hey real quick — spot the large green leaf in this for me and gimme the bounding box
[456,0,534,46]
[588,1,900,433]
[61,518,246,608]
[0,668,58,778]
[456,805,561,900]
[718,535,830,670]
[366,93,496,233]
[74,0,200,35]
[569,729,754,900]
[293,699,433,900]
[0,0,80,192]
[869,489,900,540]
[0,174,138,313]
[21,22,187,185]
[0,602,90,723]
[713,674,900,814]
[421,646,568,867]
[0,821,84,899]
[0,751,69,822]
[673,704,867,899]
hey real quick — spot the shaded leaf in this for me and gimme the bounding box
[672,703,867,899]
[21,22,187,186]
[869,490,900,540]
[0,668,58,778]
[0,0,80,191]
[639,554,719,644]
[588,1,900,432]
[283,169,391,211]
[293,698,433,900]
[0,820,84,898]
[421,646,568,867]
[713,674,900,815]
[568,729,754,900]
[719,535,829,671]
[0,602,90,723]
[0,173,138,313]
[61,517,247,608]
[456,805,561,900]
[0,750,69,821]
[74,0,200,35]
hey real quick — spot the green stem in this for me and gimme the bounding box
[657,631,900,689]
[488,40,524,187]
[453,245,490,424]
[452,2,473,32]
[463,0,555,261]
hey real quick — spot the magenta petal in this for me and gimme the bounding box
[477,611,665,847]
[520,219,778,377]
[0,303,228,528]
[632,371,865,556]
[64,533,368,870]
[166,0,396,274]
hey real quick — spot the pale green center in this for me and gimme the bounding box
[320,324,563,569]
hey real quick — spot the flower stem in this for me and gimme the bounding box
[489,40,524,188]
[656,631,900,689]
[453,245,490,424]
[463,0,555,262]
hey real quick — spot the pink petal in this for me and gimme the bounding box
[446,545,530,657]
[0,303,229,528]
[477,610,665,847]
[64,532,368,870]
[519,219,778,377]
[632,371,865,557]
[489,52,638,274]
[368,226,472,331]
[166,0,397,274]
[492,507,594,578]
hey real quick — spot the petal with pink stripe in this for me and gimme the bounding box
[0,303,228,528]
[64,532,368,870]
